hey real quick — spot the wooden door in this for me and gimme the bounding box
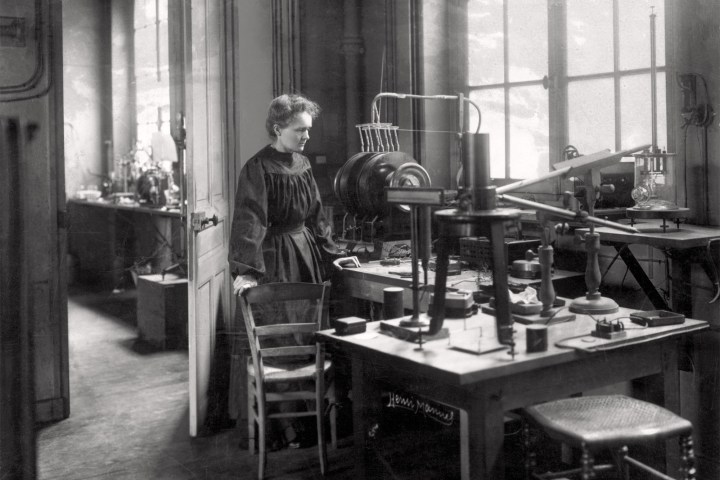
[180,0,232,436]
[0,0,68,432]
[177,0,274,436]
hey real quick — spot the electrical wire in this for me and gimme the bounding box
[541,306,574,326]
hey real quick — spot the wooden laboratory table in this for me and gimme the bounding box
[340,260,583,311]
[67,198,184,288]
[318,310,708,479]
[581,221,720,317]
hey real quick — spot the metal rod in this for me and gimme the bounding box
[490,221,514,352]
[650,7,658,150]
[428,236,450,336]
[496,167,572,194]
[410,206,420,320]
[370,92,483,133]
[420,205,431,286]
[498,193,640,234]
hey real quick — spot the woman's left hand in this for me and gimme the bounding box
[233,274,258,296]
[332,256,361,271]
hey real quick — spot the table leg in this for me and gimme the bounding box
[351,358,382,479]
[613,243,669,310]
[459,390,505,479]
[662,342,682,475]
[670,251,693,316]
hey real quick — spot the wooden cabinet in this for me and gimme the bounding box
[136,274,188,349]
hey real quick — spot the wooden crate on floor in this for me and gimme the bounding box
[137,274,188,349]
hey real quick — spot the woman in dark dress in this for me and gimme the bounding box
[228,94,340,448]
[229,94,339,292]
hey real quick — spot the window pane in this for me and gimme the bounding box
[135,0,156,28]
[470,88,506,178]
[507,0,547,83]
[567,0,613,76]
[137,123,157,148]
[508,85,549,178]
[158,0,168,22]
[468,0,504,85]
[568,79,614,154]
[158,21,169,73]
[619,1,665,70]
[135,25,156,71]
[134,0,170,151]
[620,72,667,150]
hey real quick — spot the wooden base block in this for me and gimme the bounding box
[379,318,449,343]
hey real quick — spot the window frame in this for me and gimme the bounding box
[133,0,171,148]
[464,0,669,182]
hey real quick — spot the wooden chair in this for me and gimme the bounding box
[239,282,337,480]
[523,395,696,480]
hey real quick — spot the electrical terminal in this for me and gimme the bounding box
[591,318,627,340]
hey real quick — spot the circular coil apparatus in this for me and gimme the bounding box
[333,151,430,218]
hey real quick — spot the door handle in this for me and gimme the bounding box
[191,212,221,232]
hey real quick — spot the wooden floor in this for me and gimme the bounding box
[36,285,533,480]
[36,286,356,480]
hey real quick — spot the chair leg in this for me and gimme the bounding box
[316,383,328,476]
[329,383,338,450]
[257,392,267,480]
[616,445,629,480]
[522,421,537,480]
[680,434,696,480]
[248,381,256,454]
[579,443,595,480]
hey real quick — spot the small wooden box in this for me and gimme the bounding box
[137,274,188,349]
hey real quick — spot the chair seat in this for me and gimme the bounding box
[524,395,693,450]
[247,359,332,383]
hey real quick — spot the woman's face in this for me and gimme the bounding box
[273,112,312,153]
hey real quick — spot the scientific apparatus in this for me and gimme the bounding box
[498,145,646,316]
[627,8,690,230]
[383,184,444,330]
[429,131,521,356]
[333,92,482,246]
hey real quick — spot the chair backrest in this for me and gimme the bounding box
[238,282,329,379]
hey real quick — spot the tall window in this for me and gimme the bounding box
[467,0,666,180]
[134,0,170,149]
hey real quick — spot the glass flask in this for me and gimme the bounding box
[631,148,678,210]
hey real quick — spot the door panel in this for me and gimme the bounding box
[184,0,232,436]
[197,222,225,254]
[180,0,273,436]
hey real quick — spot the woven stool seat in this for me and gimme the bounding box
[525,395,692,449]
[523,395,696,480]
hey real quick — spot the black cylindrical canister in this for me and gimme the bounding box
[526,324,548,353]
[383,287,405,319]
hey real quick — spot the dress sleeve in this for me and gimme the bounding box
[228,159,268,277]
[306,172,342,255]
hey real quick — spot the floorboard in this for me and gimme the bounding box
[36,285,528,479]
[36,286,355,480]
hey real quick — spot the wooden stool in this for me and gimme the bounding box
[523,395,695,480]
